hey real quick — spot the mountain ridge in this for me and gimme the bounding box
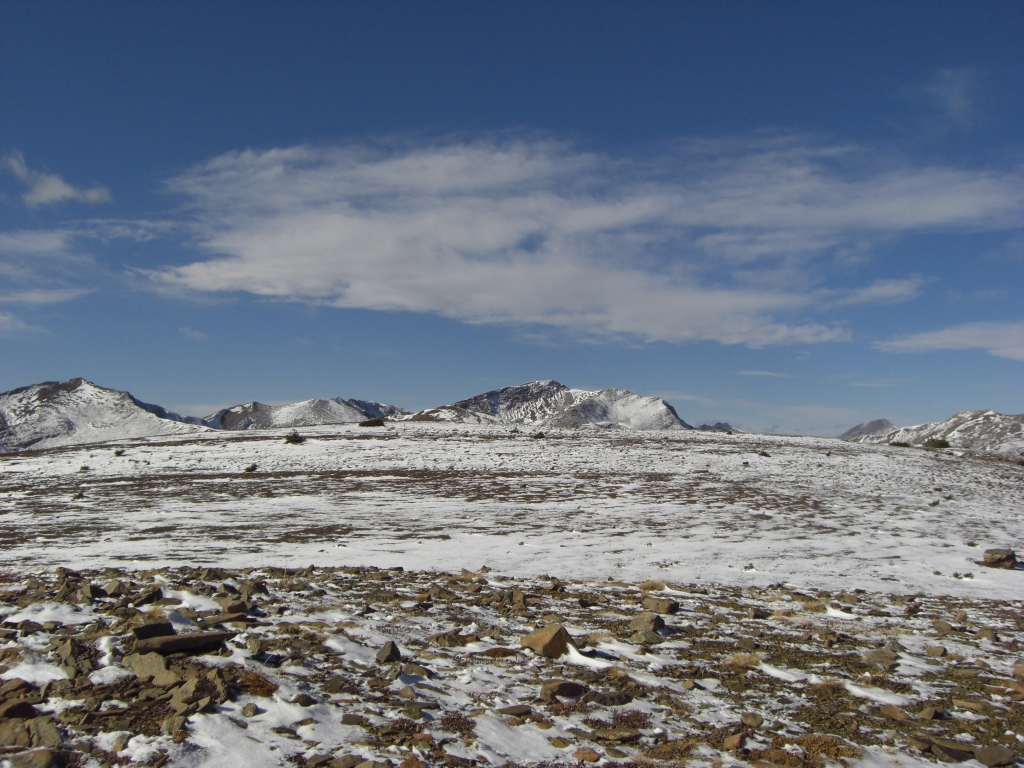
[846,410,1023,460]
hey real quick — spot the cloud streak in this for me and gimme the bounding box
[141,137,1022,347]
[2,152,110,207]
[877,322,1024,362]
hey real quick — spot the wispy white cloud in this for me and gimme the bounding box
[877,321,1024,361]
[0,311,32,336]
[2,152,111,207]
[835,275,925,306]
[138,137,1020,346]
[921,68,982,131]
[179,326,209,341]
[736,370,792,378]
[0,288,92,305]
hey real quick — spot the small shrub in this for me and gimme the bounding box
[808,677,846,696]
[389,718,420,733]
[891,441,911,447]
[639,579,666,592]
[235,669,278,697]
[547,700,593,717]
[612,710,652,729]
[283,430,306,445]
[439,711,475,734]
[113,448,126,456]
[358,417,386,427]
[243,464,257,473]
[924,438,950,449]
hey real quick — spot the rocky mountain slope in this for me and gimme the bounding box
[849,410,1024,460]
[0,379,208,453]
[838,419,895,441]
[406,380,692,430]
[203,398,408,431]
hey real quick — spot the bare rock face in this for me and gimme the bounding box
[981,549,1017,569]
[519,624,576,657]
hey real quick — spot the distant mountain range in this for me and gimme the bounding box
[203,398,408,430]
[0,378,700,452]
[406,380,691,430]
[841,411,1024,461]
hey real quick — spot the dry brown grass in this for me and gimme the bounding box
[748,734,862,768]
[234,669,279,697]
[725,652,762,668]
[808,677,846,696]
[639,579,667,592]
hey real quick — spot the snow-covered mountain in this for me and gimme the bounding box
[0,379,209,453]
[406,380,693,430]
[849,410,1024,460]
[838,419,894,441]
[202,397,409,430]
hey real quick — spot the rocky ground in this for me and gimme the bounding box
[1,563,1022,768]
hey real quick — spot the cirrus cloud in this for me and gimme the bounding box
[877,322,1024,361]
[2,152,110,208]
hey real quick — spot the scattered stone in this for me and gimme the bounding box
[132,621,175,641]
[376,641,402,664]
[973,745,1016,767]
[134,587,164,606]
[981,549,1017,569]
[740,712,764,728]
[880,704,915,721]
[628,613,665,632]
[7,749,61,768]
[496,705,532,716]
[540,680,587,701]
[122,652,181,687]
[135,630,236,655]
[863,648,898,670]
[241,703,260,717]
[0,700,41,719]
[723,732,746,750]
[642,597,679,614]
[519,624,576,657]
[574,747,601,762]
[925,645,947,657]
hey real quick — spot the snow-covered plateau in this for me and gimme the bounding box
[1,421,1021,600]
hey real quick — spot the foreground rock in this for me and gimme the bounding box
[0,564,1021,768]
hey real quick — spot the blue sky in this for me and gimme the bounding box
[1,2,1022,434]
